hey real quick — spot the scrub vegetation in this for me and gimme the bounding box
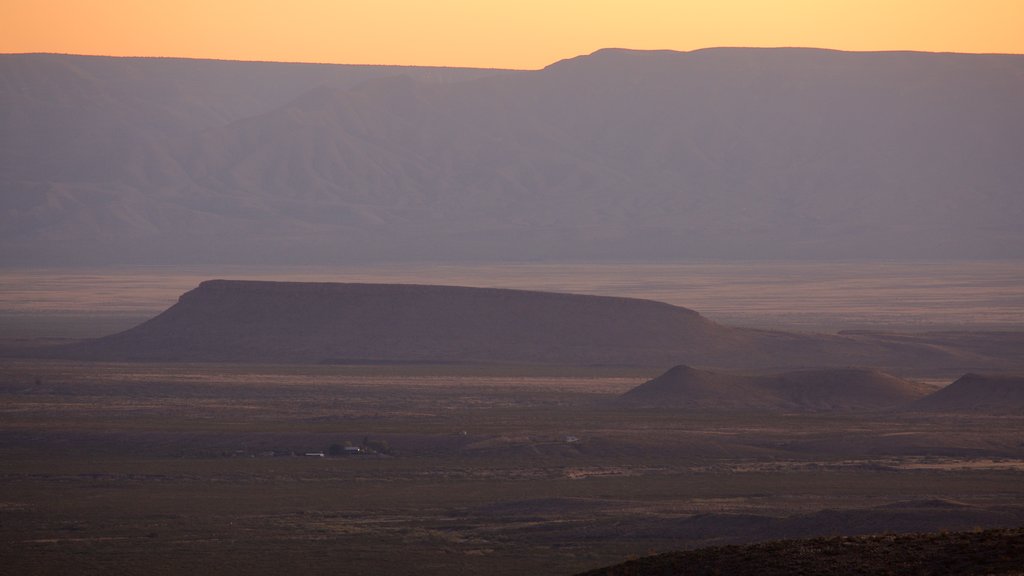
[3,360,1023,575]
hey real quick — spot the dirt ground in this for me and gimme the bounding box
[2,360,1023,575]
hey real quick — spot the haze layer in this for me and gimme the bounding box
[3,48,1023,265]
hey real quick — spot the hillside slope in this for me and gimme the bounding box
[51,280,727,365]
[37,280,1020,370]
[908,373,1024,413]
[620,365,929,410]
[575,527,1024,576]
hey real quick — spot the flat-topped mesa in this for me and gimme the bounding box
[41,280,1014,370]
[57,280,726,366]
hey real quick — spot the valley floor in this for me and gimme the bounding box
[2,360,1023,575]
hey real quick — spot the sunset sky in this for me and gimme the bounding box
[3,1,1023,69]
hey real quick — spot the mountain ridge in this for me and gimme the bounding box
[3,49,1023,265]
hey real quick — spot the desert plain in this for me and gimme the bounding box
[2,265,1023,575]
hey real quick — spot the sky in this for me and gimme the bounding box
[3,1,1023,69]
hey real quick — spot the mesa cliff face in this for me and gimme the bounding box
[54,280,725,365]
[42,281,1022,370]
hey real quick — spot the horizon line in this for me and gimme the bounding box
[4,46,1024,71]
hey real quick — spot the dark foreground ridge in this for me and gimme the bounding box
[36,280,1024,370]
[575,527,1024,576]
[619,365,930,410]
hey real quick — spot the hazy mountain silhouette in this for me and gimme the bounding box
[619,365,929,410]
[34,280,1024,371]
[3,48,1023,265]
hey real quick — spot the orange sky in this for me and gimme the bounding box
[3,1,1023,69]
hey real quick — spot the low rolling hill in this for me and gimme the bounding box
[619,365,929,410]
[908,373,1024,414]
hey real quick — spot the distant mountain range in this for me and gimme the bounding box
[908,373,1024,413]
[3,49,1023,265]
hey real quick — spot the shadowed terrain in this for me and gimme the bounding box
[619,365,931,410]
[29,280,1024,372]
[575,527,1024,576]
[909,373,1024,414]
[45,280,723,366]
[4,47,1023,575]
[3,360,1024,575]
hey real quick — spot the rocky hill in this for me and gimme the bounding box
[619,365,929,410]
[908,373,1024,414]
